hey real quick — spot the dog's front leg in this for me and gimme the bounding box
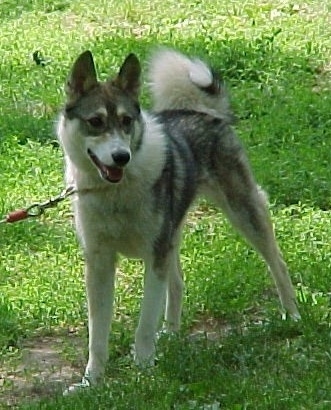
[134,259,168,366]
[84,250,116,384]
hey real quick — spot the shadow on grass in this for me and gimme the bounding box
[0,114,55,145]
[0,32,319,140]
[0,298,22,352]
[0,34,330,207]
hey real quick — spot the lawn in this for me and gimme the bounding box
[0,0,330,408]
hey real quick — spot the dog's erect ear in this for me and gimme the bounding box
[66,51,98,99]
[112,53,141,99]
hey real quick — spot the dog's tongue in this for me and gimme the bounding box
[88,150,124,183]
[103,165,123,183]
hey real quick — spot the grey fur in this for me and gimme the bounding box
[58,48,300,393]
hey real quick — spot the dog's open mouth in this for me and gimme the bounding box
[88,149,124,183]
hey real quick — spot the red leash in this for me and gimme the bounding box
[0,186,75,224]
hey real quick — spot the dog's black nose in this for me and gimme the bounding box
[112,150,131,167]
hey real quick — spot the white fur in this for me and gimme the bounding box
[189,58,213,87]
[148,48,231,120]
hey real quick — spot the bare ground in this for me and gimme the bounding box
[0,311,267,408]
[0,330,86,408]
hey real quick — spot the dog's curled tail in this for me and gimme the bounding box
[148,48,233,122]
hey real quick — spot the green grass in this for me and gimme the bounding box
[0,0,331,408]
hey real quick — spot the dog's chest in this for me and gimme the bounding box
[73,191,161,258]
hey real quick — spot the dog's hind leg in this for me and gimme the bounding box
[205,170,300,319]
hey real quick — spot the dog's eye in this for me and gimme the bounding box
[87,116,104,129]
[120,115,133,128]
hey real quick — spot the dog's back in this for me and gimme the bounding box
[148,48,233,122]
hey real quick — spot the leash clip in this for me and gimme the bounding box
[0,186,76,224]
[27,186,76,216]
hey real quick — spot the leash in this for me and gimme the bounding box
[0,186,76,224]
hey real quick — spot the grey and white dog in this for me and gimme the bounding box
[57,48,300,390]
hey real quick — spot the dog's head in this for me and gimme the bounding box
[62,51,142,184]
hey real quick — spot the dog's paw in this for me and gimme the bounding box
[281,310,301,321]
[290,311,301,321]
[63,375,91,396]
[133,332,157,368]
[132,344,156,368]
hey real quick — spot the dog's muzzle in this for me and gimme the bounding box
[88,149,130,183]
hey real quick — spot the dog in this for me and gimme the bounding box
[57,48,300,391]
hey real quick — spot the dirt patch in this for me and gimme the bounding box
[313,62,331,93]
[0,331,86,408]
[189,315,235,342]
